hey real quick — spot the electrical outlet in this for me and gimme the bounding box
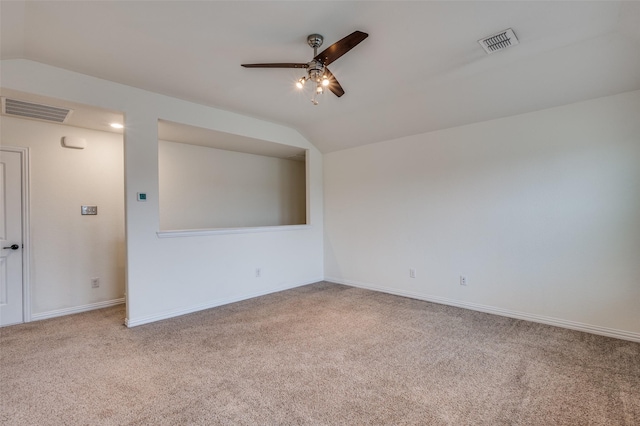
[91,277,100,288]
[255,268,261,278]
[409,268,416,278]
[460,275,468,286]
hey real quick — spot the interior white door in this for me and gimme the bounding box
[0,150,23,326]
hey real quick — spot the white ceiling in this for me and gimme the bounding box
[0,88,305,160]
[0,88,126,135]
[1,1,639,153]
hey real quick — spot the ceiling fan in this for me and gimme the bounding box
[241,31,368,105]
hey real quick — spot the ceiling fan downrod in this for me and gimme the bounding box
[307,34,323,56]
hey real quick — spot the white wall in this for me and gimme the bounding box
[159,140,306,230]
[0,59,324,326]
[0,116,125,316]
[324,90,640,340]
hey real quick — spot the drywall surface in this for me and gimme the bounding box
[0,59,324,326]
[324,90,640,339]
[159,140,305,229]
[0,116,125,315]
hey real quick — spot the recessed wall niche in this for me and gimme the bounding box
[158,120,307,231]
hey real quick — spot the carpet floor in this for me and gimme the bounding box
[1,282,639,425]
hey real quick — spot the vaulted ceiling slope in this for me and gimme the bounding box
[1,1,639,153]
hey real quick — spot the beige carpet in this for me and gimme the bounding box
[1,282,639,425]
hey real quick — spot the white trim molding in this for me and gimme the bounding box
[156,224,312,238]
[326,277,640,343]
[125,277,323,327]
[1,146,32,323]
[31,298,125,322]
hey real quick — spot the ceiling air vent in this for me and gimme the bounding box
[1,98,72,123]
[478,28,519,54]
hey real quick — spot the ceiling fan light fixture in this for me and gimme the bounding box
[242,30,368,105]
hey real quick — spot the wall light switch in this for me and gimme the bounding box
[137,192,147,202]
[81,205,98,215]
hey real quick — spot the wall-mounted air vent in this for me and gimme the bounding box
[478,28,519,54]
[1,97,73,123]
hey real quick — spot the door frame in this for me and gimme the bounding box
[1,146,31,323]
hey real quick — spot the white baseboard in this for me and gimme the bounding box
[31,298,125,322]
[326,276,640,343]
[125,278,323,328]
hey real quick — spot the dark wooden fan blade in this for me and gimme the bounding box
[323,67,345,97]
[241,63,308,68]
[314,31,368,66]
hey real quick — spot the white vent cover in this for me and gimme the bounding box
[1,97,72,123]
[478,28,519,54]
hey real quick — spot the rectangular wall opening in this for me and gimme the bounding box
[158,119,307,231]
